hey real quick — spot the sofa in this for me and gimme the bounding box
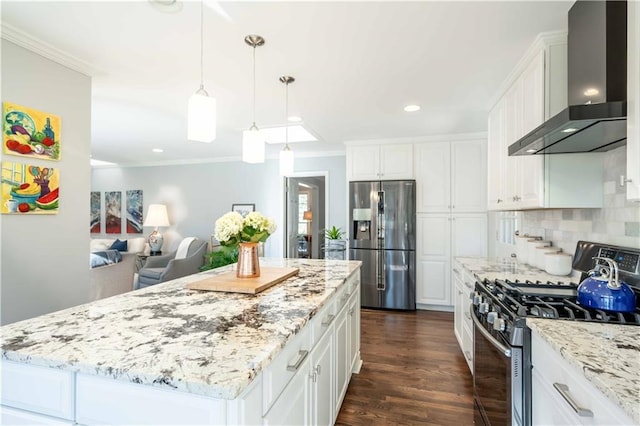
[89,237,147,301]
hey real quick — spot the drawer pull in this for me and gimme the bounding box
[453,268,460,274]
[464,313,471,320]
[464,281,473,290]
[464,350,471,361]
[553,383,594,417]
[286,350,309,372]
[321,314,335,327]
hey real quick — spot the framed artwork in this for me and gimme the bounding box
[105,191,122,234]
[90,191,101,233]
[126,190,143,233]
[232,203,255,218]
[1,161,60,215]
[3,102,61,161]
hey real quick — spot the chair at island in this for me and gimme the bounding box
[136,238,208,289]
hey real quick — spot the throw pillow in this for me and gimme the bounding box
[109,239,128,252]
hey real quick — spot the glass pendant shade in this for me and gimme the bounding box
[279,146,294,176]
[187,89,216,143]
[242,125,265,163]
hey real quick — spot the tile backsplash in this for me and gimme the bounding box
[517,147,640,254]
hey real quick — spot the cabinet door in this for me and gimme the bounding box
[451,214,487,258]
[380,144,414,179]
[628,0,640,201]
[334,306,350,412]
[504,80,523,206]
[417,214,451,258]
[348,291,360,374]
[487,98,507,209]
[311,327,334,426]
[415,142,451,212]
[452,267,465,345]
[416,258,451,306]
[451,140,486,212]
[264,356,311,426]
[347,146,380,181]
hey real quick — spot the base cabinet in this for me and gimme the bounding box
[531,331,634,425]
[452,262,474,373]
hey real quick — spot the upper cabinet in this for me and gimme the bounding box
[346,144,413,181]
[487,32,604,211]
[628,0,640,201]
[415,140,487,213]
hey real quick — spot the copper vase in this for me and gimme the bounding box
[237,242,260,278]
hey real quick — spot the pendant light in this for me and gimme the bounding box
[279,76,295,176]
[242,35,266,163]
[187,0,216,143]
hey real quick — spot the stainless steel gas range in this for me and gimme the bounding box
[471,241,640,426]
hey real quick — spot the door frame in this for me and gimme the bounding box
[283,171,330,258]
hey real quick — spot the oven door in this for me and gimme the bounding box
[471,307,524,426]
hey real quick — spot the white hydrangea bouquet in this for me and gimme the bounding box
[214,211,277,248]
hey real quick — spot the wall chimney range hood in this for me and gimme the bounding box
[509,0,627,156]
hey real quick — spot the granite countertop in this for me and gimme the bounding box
[455,256,581,284]
[527,319,640,424]
[0,258,361,400]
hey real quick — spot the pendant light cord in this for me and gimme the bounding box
[252,45,256,125]
[199,0,204,90]
[285,80,289,148]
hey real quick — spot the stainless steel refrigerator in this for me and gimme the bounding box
[348,180,416,310]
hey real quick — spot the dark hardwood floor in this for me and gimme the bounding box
[336,309,475,426]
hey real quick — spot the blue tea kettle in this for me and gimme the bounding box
[577,257,637,312]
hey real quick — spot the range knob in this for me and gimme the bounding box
[479,302,489,314]
[493,318,506,332]
[487,311,498,324]
[473,293,483,306]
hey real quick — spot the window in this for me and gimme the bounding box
[298,192,308,235]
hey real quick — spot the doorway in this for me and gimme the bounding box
[284,174,327,259]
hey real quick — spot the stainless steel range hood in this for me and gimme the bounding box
[509,0,627,156]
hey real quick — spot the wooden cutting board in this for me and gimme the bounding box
[186,267,299,294]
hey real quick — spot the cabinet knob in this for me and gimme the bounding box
[620,175,633,186]
[497,199,502,204]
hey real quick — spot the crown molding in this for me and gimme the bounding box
[1,22,100,77]
[343,131,487,146]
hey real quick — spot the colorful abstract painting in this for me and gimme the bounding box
[1,161,60,215]
[90,191,101,233]
[105,191,122,234]
[126,190,143,233]
[3,102,61,161]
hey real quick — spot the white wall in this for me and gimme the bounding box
[91,155,347,257]
[1,40,92,325]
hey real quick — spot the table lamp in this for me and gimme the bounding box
[143,204,170,254]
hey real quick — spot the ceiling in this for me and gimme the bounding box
[1,1,573,167]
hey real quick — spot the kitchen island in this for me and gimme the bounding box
[1,258,362,425]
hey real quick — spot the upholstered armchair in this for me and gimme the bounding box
[136,238,208,289]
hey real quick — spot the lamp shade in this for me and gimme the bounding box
[242,126,266,163]
[143,204,170,228]
[303,210,312,221]
[187,91,216,142]
[280,146,294,176]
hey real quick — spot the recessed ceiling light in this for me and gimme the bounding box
[288,116,302,123]
[152,148,164,153]
[263,125,317,144]
[526,149,537,153]
[404,105,421,112]
[148,0,183,13]
[584,88,599,97]
[562,128,578,133]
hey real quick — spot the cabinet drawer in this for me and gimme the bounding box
[76,374,226,425]
[311,298,336,348]
[531,333,633,425]
[0,361,74,420]
[1,406,74,425]
[262,325,311,415]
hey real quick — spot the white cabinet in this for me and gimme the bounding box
[628,0,640,201]
[487,32,604,211]
[416,214,486,308]
[309,328,333,426]
[264,356,310,426]
[452,263,474,373]
[334,303,349,410]
[346,144,413,181]
[531,331,634,425]
[415,140,487,213]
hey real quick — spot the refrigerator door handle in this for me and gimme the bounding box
[377,250,386,291]
[377,191,385,242]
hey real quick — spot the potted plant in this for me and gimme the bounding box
[324,226,347,260]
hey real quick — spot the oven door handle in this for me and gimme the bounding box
[470,306,512,358]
